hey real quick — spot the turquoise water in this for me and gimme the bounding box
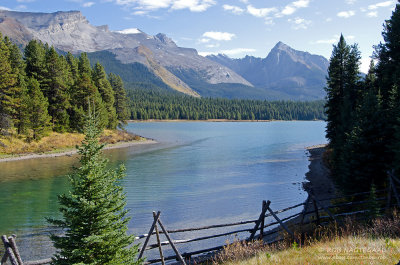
[0,121,326,259]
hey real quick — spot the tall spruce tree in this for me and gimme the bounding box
[92,63,118,129]
[48,112,140,265]
[0,33,17,132]
[24,39,46,84]
[375,0,400,173]
[43,46,71,132]
[26,77,51,141]
[325,35,362,187]
[109,73,129,125]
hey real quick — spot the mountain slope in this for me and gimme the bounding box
[0,10,252,97]
[207,42,329,100]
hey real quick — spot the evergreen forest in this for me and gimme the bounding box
[0,34,129,141]
[127,89,326,121]
[325,0,400,193]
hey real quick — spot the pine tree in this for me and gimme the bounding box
[48,112,140,265]
[375,1,400,173]
[43,46,71,132]
[325,35,362,180]
[5,38,30,135]
[26,77,51,141]
[92,63,118,129]
[109,73,129,125]
[0,33,17,131]
[24,39,46,84]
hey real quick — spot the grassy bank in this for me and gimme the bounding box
[210,213,400,265]
[0,129,144,157]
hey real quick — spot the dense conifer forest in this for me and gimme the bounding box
[127,89,326,121]
[0,34,129,141]
[325,1,400,193]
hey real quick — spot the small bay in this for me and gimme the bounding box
[0,121,326,259]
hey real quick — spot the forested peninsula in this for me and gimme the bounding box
[0,33,138,156]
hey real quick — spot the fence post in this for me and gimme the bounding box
[157,218,186,265]
[260,201,267,238]
[249,200,269,240]
[313,199,321,225]
[138,211,161,260]
[8,236,23,265]
[152,212,165,265]
[388,170,400,207]
[265,201,295,240]
[309,194,337,223]
[1,235,18,265]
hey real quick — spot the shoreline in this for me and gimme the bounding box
[128,119,323,123]
[303,144,338,202]
[0,139,157,163]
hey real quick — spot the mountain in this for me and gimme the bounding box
[0,10,328,100]
[0,10,252,96]
[207,42,329,100]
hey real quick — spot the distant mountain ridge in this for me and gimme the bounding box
[0,9,328,100]
[207,42,329,100]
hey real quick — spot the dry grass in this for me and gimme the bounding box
[0,130,144,156]
[210,211,400,265]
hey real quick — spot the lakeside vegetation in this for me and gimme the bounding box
[323,1,400,193]
[0,33,130,148]
[127,89,326,121]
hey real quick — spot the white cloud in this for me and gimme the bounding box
[202,31,236,41]
[206,43,220,48]
[83,1,95,7]
[337,10,355,18]
[311,34,355,45]
[345,0,357,4]
[16,4,27,10]
[116,0,215,12]
[116,28,142,34]
[239,0,248,3]
[247,5,277,18]
[278,0,310,17]
[199,38,211,43]
[0,6,12,10]
[220,48,256,56]
[367,11,378,17]
[326,17,332,22]
[223,4,244,15]
[288,17,311,29]
[368,1,395,10]
[132,10,148,15]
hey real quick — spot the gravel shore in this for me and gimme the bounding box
[0,139,157,163]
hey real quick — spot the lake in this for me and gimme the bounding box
[0,121,326,260]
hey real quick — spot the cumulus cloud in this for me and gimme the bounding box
[202,31,236,41]
[288,17,311,29]
[367,11,378,17]
[247,5,277,18]
[116,0,215,13]
[0,6,12,10]
[223,4,244,15]
[345,0,357,4]
[337,10,355,18]
[278,0,310,17]
[83,2,95,7]
[368,1,395,10]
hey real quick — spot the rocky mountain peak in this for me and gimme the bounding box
[155,33,177,47]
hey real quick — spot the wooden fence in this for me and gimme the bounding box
[2,172,399,265]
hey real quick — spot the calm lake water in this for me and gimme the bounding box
[0,121,326,260]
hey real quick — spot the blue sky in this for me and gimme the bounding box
[0,0,398,72]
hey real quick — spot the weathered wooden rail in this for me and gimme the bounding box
[2,172,398,265]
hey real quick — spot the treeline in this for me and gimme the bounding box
[0,33,129,141]
[128,89,326,121]
[325,1,400,193]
